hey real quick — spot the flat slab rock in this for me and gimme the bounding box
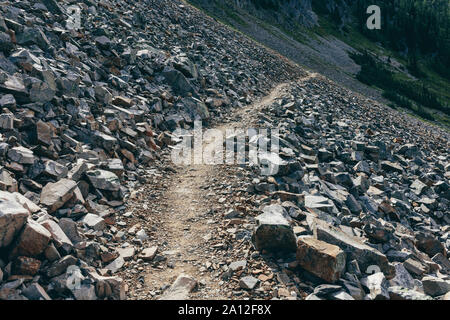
[296,237,346,283]
[159,274,197,300]
[239,276,259,290]
[40,179,77,213]
[86,170,120,191]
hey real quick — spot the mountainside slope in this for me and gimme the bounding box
[189,0,450,128]
[0,0,448,301]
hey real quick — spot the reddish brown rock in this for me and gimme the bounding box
[296,237,346,283]
[11,219,51,257]
[415,232,446,258]
[12,256,41,276]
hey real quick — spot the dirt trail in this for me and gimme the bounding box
[142,73,317,299]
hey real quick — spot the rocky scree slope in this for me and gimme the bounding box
[122,71,450,300]
[189,0,384,104]
[243,76,450,300]
[0,0,302,300]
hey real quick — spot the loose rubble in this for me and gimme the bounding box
[0,0,448,301]
[0,0,301,300]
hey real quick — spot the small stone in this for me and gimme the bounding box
[380,161,403,173]
[331,290,355,300]
[105,256,125,274]
[80,214,106,231]
[229,260,247,272]
[117,246,135,260]
[136,229,149,241]
[410,179,428,196]
[140,246,158,261]
[388,286,432,300]
[72,283,97,300]
[239,276,259,290]
[159,274,197,300]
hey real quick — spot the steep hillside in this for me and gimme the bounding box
[0,0,448,301]
[189,0,450,127]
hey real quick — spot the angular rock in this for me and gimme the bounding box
[252,204,297,253]
[41,219,73,254]
[313,221,395,278]
[229,260,247,272]
[72,283,97,300]
[136,229,148,241]
[415,232,445,258]
[159,274,197,300]
[431,253,450,274]
[239,276,259,290]
[22,283,51,300]
[0,197,29,248]
[380,161,403,174]
[58,218,83,244]
[11,219,51,257]
[46,255,77,278]
[389,263,415,290]
[12,256,41,276]
[296,237,346,283]
[305,195,336,213]
[40,179,77,213]
[86,170,120,191]
[80,214,106,231]
[421,276,450,297]
[410,179,428,196]
[403,258,428,277]
[105,256,124,274]
[7,146,35,164]
[388,286,432,300]
[140,246,158,261]
[117,246,135,261]
[87,270,125,300]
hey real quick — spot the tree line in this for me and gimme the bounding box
[354,0,450,79]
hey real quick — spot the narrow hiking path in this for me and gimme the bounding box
[123,73,318,300]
